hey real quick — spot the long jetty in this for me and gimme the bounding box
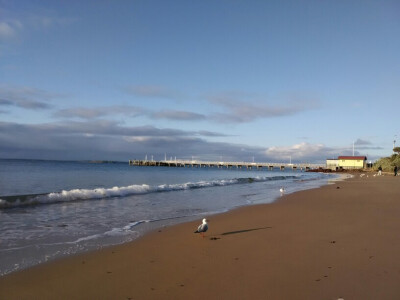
[129,159,323,170]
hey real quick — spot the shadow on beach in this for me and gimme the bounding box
[221,226,272,236]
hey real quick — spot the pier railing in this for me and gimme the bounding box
[128,159,323,170]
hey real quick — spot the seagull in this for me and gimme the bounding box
[280,187,285,194]
[194,218,208,238]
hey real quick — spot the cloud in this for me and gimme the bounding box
[0,8,76,42]
[263,141,384,162]
[0,98,13,105]
[352,138,383,151]
[0,120,259,161]
[150,110,206,121]
[264,142,335,162]
[55,106,145,119]
[54,105,209,122]
[0,86,62,110]
[354,138,372,145]
[124,85,182,100]
[0,20,22,39]
[0,120,225,139]
[28,15,76,29]
[197,130,231,137]
[0,120,380,162]
[208,93,320,123]
[118,88,319,123]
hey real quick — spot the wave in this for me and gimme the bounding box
[0,175,297,209]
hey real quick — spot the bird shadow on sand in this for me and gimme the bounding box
[220,226,272,236]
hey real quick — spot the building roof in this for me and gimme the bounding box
[338,156,367,160]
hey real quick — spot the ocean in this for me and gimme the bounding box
[0,159,338,276]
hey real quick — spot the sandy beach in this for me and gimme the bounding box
[1,174,400,299]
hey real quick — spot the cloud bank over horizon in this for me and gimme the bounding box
[0,118,377,163]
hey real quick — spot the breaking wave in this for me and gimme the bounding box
[0,175,297,209]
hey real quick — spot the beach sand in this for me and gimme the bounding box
[1,174,400,299]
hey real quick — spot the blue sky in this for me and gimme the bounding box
[1,0,399,163]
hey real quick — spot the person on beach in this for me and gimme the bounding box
[394,166,398,176]
[378,166,382,176]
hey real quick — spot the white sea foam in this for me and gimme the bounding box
[0,175,298,209]
[69,220,149,244]
[72,234,102,244]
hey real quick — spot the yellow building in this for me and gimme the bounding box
[338,156,367,169]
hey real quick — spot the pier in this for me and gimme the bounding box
[128,159,323,171]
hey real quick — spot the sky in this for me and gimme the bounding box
[0,0,399,163]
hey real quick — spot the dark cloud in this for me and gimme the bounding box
[354,138,372,145]
[352,138,383,151]
[0,120,205,137]
[124,85,182,100]
[0,120,382,162]
[0,86,61,110]
[55,106,145,119]
[355,145,384,151]
[0,120,241,161]
[0,99,13,105]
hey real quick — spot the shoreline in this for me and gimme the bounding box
[0,171,335,276]
[1,174,400,299]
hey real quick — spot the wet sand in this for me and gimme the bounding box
[1,174,400,299]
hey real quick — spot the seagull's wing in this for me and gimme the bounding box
[194,223,202,233]
[194,221,208,234]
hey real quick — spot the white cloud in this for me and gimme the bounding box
[0,20,22,39]
[123,136,151,142]
[264,142,329,161]
[28,15,76,29]
[0,10,75,42]
[0,22,16,38]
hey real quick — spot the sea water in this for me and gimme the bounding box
[0,159,337,276]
